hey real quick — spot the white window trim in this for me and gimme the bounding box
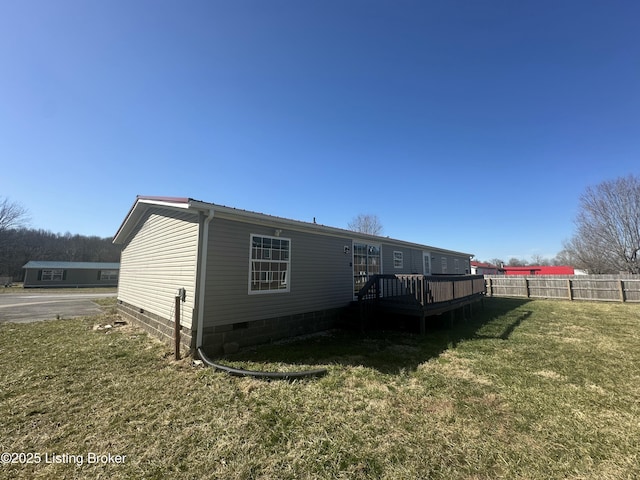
[393,251,403,269]
[248,234,291,295]
[441,257,448,274]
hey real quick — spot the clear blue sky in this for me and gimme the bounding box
[1,0,638,263]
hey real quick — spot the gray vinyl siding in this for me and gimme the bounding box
[117,207,199,329]
[432,253,471,275]
[378,245,470,276]
[202,217,354,328]
[382,245,423,274]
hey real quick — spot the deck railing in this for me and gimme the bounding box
[357,274,486,307]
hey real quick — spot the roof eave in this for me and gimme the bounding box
[114,196,474,258]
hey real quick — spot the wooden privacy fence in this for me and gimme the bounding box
[485,275,640,303]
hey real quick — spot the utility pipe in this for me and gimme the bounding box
[174,293,181,360]
[196,207,215,349]
[197,347,328,380]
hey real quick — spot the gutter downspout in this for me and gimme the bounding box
[196,207,215,349]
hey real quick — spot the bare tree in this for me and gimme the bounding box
[490,258,505,268]
[565,175,640,274]
[0,197,29,231]
[561,236,612,274]
[348,214,383,236]
[0,198,30,276]
[507,257,527,267]
[552,249,573,266]
[530,254,552,266]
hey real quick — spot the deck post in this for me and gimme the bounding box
[419,311,426,335]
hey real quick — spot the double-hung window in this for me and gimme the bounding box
[100,270,118,281]
[41,269,64,281]
[393,251,403,269]
[249,234,291,294]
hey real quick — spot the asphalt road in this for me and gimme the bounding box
[0,293,116,323]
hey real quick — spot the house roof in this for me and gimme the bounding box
[113,195,475,257]
[471,261,499,268]
[22,261,120,270]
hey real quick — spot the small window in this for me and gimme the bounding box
[454,259,459,273]
[441,257,448,274]
[393,251,403,269]
[41,269,64,281]
[249,234,291,294]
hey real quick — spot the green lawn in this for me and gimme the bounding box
[0,298,638,479]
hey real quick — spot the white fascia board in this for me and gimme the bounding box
[137,198,196,211]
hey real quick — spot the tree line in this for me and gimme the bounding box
[0,228,120,281]
[482,255,567,269]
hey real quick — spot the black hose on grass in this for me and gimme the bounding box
[197,347,328,380]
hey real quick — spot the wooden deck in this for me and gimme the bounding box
[357,274,486,333]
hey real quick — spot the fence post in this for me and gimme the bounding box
[487,277,492,297]
[567,279,573,301]
[618,279,626,302]
[524,277,530,298]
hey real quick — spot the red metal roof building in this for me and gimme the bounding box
[501,265,575,275]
